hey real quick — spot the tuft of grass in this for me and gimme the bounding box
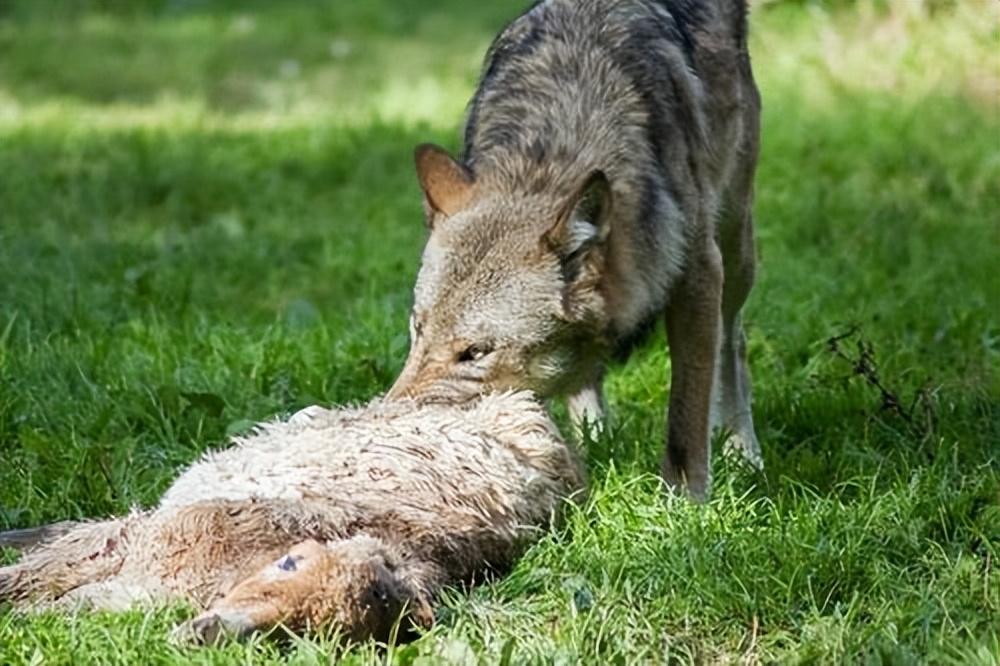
[1,1,998,663]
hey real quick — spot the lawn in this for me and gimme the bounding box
[1,0,998,663]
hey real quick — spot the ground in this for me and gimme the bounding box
[0,0,998,663]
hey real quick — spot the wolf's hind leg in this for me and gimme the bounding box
[714,204,762,469]
[712,70,764,470]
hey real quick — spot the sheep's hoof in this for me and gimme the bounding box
[172,611,255,646]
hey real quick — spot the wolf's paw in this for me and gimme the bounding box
[721,429,763,470]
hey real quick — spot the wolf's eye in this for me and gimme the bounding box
[277,555,299,572]
[457,344,493,363]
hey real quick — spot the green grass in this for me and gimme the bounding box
[1,0,998,663]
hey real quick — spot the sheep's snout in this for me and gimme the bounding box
[176,609,257,646]
[176,537,429,645]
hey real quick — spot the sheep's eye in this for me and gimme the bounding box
[277,555,298,572]
[457,344,492,363]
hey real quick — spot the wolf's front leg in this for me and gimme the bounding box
[663,242,724,502]
[567,377,606,439]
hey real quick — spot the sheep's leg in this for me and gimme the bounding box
[0,516,139,606]
[53,577,167,612]
[0,521,81,551]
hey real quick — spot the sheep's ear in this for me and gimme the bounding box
[414,144,476,224]
[541,171,612,281]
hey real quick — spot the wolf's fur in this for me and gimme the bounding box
[388,0,762,499]
[0,393,584,643]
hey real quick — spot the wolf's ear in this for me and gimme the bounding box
[542,171,612,279]
[414,144,475,223]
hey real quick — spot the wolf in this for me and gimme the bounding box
[0,393,584,644]
[387,0,763,500]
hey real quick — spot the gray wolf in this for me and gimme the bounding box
[388,0,762,500]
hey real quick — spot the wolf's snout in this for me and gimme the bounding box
[386,353,432,400]
[385,375,416,401]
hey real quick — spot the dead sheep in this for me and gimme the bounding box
[0,392,585,644]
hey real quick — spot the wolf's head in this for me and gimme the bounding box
[387,144,613,404]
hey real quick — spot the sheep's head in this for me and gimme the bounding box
[178,537,432,645]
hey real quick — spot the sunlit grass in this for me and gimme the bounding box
[1,1,998,664]
[0,0,497,130]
